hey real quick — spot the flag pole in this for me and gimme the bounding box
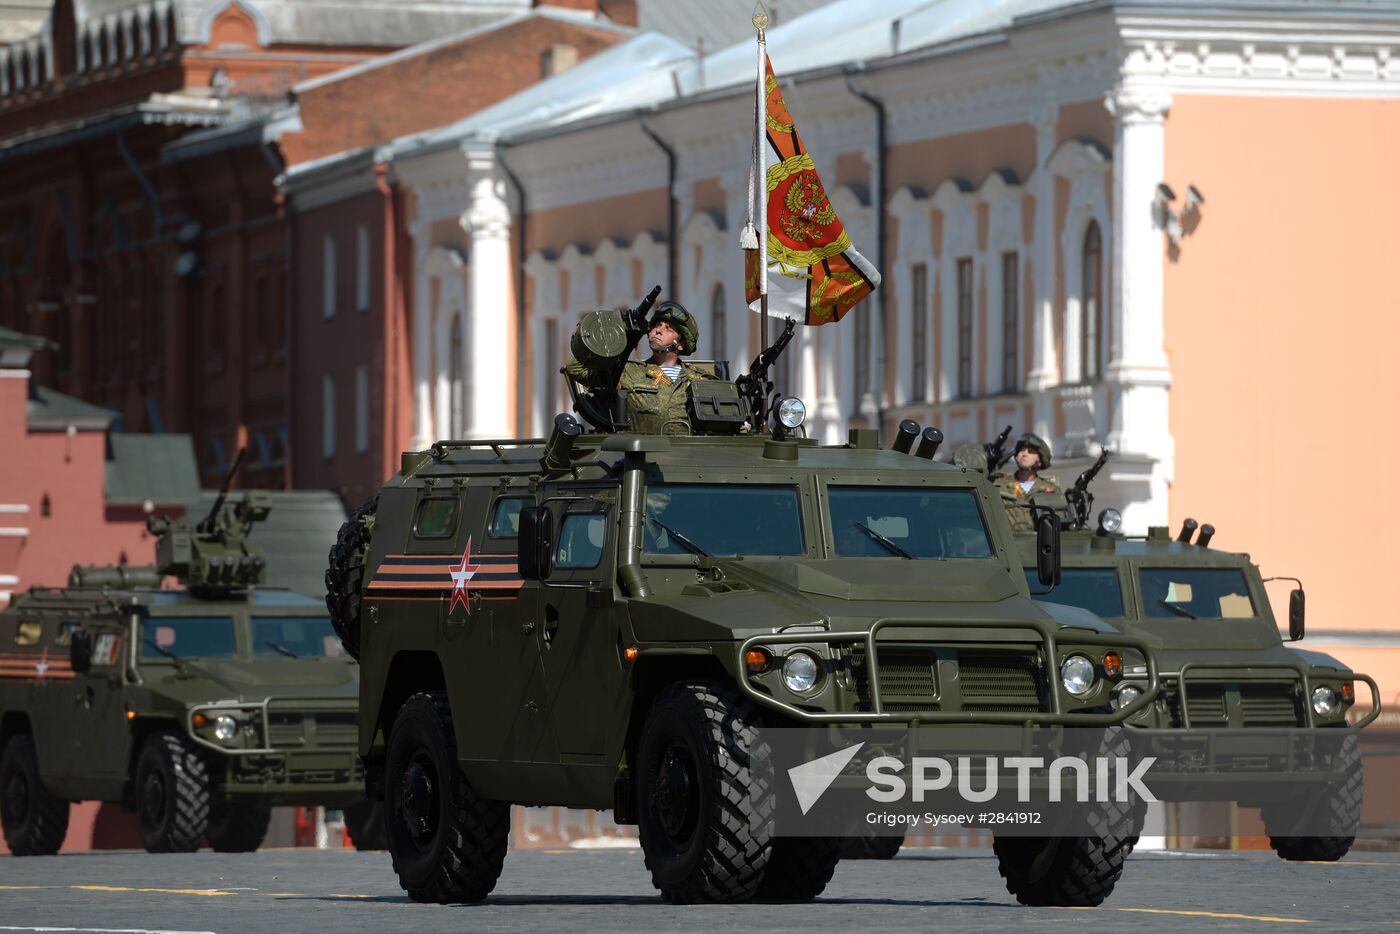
[753,4,768,350]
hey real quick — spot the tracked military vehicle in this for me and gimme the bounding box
[0,453,373,856]
[327,294,1163,907]
[959,428,1380,861]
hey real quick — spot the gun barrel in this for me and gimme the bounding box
[913,427,943,460]
[1176,518,1199,543]
[892,420,920,454]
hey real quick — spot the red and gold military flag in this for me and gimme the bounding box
[744,54,881,325]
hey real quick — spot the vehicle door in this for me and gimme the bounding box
[531,486,626,769]
[63,614,131,786]
[7,613,71,783]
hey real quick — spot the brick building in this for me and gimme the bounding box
[0,0,553,489]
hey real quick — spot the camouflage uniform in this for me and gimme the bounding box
[563,302,713,435]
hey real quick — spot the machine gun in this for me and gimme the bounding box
[734,316,797,433]
[985,425,1014,474]
[1065,448,1111,530]
[624,284,664,343]
[146,447,272,596]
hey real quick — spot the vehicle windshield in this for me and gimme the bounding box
[1024,568,1125,619]
[1140,568,1256,619]
[140,617,237,659]
[252,616,344,658]
[828,487,993,559]
[643,484,804,557]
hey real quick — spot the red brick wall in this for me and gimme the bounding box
[282,17,629,167]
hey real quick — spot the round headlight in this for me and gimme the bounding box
[1097,508,1123,534]
[1311,685,1338,717]
[781,652,820,693]
[213,715,238,742]
[1060,655,1096,696]
[776,397,807,430]
[1113,685,1142,710]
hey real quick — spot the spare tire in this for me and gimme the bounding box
[326,495,377,660]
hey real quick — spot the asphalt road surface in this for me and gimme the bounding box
[0,845,1396,933]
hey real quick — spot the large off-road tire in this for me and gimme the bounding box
[0,734,70,856]
[756,836,842,900]
[385,692,510,903]
[1263,734,1362,862]
[326,495,377,660]
[135,732,210,854]
[205,800,271,853]
[994,729,1136,906]
[344,800,387,851]
[636,681,774,904]
[840,828,904,860]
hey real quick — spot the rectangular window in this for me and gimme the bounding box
[355,225,370,313]
[1001,252,1019,394]
[322,373,335,459]
[555,513,607,570]
[488,496,528,538]
[828,487,993,559]
[354,364,369,454]
[322,234,337,318]
[956,258,974,398]
[1139,568,1256,620]
[140,617,237,659]
[910,263,928,402]
[413,497,459,539]
[644,484,804,557]
[1023,567,1124,619]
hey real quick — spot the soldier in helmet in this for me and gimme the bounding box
[1001,432,1060,532]
[563,301,714,435]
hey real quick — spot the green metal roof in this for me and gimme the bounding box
[27,383,117,431]
[0,325,55,352]
[105,433,201,507]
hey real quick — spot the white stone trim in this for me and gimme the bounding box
[931,178,978,405]
[978,170,1027,397]
[196,0,272,48]
[0,575,18,587]
[888,186,931,408]
[0,527,31,537]
[0,504,30,514]
[1047,139,1112,389]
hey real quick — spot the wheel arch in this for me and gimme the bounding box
[624,654,730,780]
[365,651,447,799]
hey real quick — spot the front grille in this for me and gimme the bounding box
[1239,684,1302,726]
[958,652,1044,712]
[267,712,305,747]
[312,713,360,746]
[850,647,939,711]
[1181,684,1227,725]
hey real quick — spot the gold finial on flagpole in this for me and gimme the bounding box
[752,2,768,40]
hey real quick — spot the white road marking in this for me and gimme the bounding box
[0,928,218,934]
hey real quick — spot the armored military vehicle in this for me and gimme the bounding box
[326,300,1163,907]
[964,430,1379,861]
[0,454,373,855]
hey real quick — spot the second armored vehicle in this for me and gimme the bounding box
[0,463,372,855]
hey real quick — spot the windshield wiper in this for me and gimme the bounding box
[141,638,239,690]
[263,640,299,659]
[854,523,914,560]
[1157,600,1199,620]
[645,516,712,557]
[143,638,188,669]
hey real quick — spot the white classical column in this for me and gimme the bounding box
[410,228,434,449]
[1104,85,1173,458]
[1027,95,1059,440]
[462,146,515,438]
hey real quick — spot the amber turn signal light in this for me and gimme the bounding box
[126,709,136,722]
[1340,682,1355,702]
[192,712,208,727]
[623,646,639,663]
[745,648,773,673]
[1102,652,1122,678]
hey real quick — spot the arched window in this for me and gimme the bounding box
[1080,221,1103,382]
[710,283,726,365]
[448,312,464,436]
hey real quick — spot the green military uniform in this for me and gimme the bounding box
[563,301,713,435]
[998,432,1059,532]
[1001,473,1062,532]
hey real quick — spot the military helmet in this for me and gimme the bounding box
[649,301,698,356]
[1014,432,1052,470]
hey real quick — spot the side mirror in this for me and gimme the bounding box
[517,506,553,581]
[1035,512,1062,588]
[70,629,93,674]
[1288,588,1305,641]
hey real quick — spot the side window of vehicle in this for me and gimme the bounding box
[15,619,41,646]
[54,621,80,647]
[554,513,608,570]
[488,496,528,539]
[413,496,460,539]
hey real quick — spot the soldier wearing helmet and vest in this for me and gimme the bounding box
[563,300,714,435]
[1001,432,1060,532]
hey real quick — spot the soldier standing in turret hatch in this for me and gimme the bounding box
[563,301,714,435]
[1001,432,1060,532]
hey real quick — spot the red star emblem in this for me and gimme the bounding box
[448,537,480,615]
